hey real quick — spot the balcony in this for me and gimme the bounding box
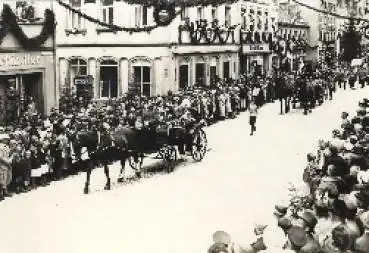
[178,19,236,45]
[240,30,273,44]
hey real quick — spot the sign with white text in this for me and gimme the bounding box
[0,53,44,70]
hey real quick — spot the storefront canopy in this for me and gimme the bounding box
[351,58,363,67]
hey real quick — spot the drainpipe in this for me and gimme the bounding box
[52,1,57,116]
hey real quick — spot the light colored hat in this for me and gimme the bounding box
[212,231,231,245]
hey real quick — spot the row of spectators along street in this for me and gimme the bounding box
[0,69,366,201]
[207,82,369,252]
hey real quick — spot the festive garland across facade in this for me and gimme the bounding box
[0,4,55,49]
[120,0,240,7]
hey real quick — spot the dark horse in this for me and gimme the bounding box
[73,126,145,194]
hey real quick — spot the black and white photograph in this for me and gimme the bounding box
[1,0,369,252]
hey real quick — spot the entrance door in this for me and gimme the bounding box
[23,73,43,114]
[195,63,205,87]
[179,65,189,90]
[223,61,230,79]
[100,66,118,98]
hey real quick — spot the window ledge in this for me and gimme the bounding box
[96,28,117,34]
[65,28,87,36]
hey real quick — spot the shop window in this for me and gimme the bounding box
[15,1,36,22]
[70,58,87,86]
[131,66,151,97]
[101,0,114,24]
[135,6,148,26]
[100,59,118,98]
[225,6,231,27]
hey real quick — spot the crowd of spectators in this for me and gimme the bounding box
[0,70,363,201]
[207,99,369,253]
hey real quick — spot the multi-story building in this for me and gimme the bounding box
[300,0,338,68]
[336,0,369,64]
[55,0,240,101]
[277,0,310,72]
[0,0,55,124]
[239,0,278,76]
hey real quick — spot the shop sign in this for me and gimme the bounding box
[0,53,43,70]
[242,43,271,54]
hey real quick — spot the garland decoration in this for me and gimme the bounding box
[0,4,55,49]
[178,20,236,45]
[292,0,369,22]
[153,0,177,27]
[121,0,240,8]
[57,0,182,33]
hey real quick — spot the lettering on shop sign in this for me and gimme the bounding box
[249,45,265,51]
[0,54,42,68]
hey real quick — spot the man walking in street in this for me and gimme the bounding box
[249,99,258,136]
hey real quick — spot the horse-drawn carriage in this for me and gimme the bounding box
[73,116,208,194]
[125,119,208,172]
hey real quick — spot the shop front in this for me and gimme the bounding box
[0,52,55,125]
[241,43,272,76]
[173,45,239,90]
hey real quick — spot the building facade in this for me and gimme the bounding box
[239,0,278,76]
[0,0,55,124]
[300,0,338,68]
[55,0,242,101]
[277,0,310,73]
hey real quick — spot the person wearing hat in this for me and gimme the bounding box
[0,133,12,200]
[284,226,308,251]
[354,211,369,253]
[208,231,233,253]
[321,225,352,253]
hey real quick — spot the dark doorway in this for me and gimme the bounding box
[223,61,230,79]
[23,72,43,114]
[210,65,217,80]
[100,66,118,98]
[179,65,189,90]
[195,63,205,86]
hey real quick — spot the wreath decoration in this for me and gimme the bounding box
[153,1,177,27]
[0,4,55,49]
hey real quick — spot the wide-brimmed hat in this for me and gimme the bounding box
[355,187,369,205]
[274,204,288,217]
[299,211,317,229]
[212,231,231,245]
[287,226,308,247]
[278,217,292,231]
[318,181,339,196]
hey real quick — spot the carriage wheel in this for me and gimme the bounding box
[191,128,207,162]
